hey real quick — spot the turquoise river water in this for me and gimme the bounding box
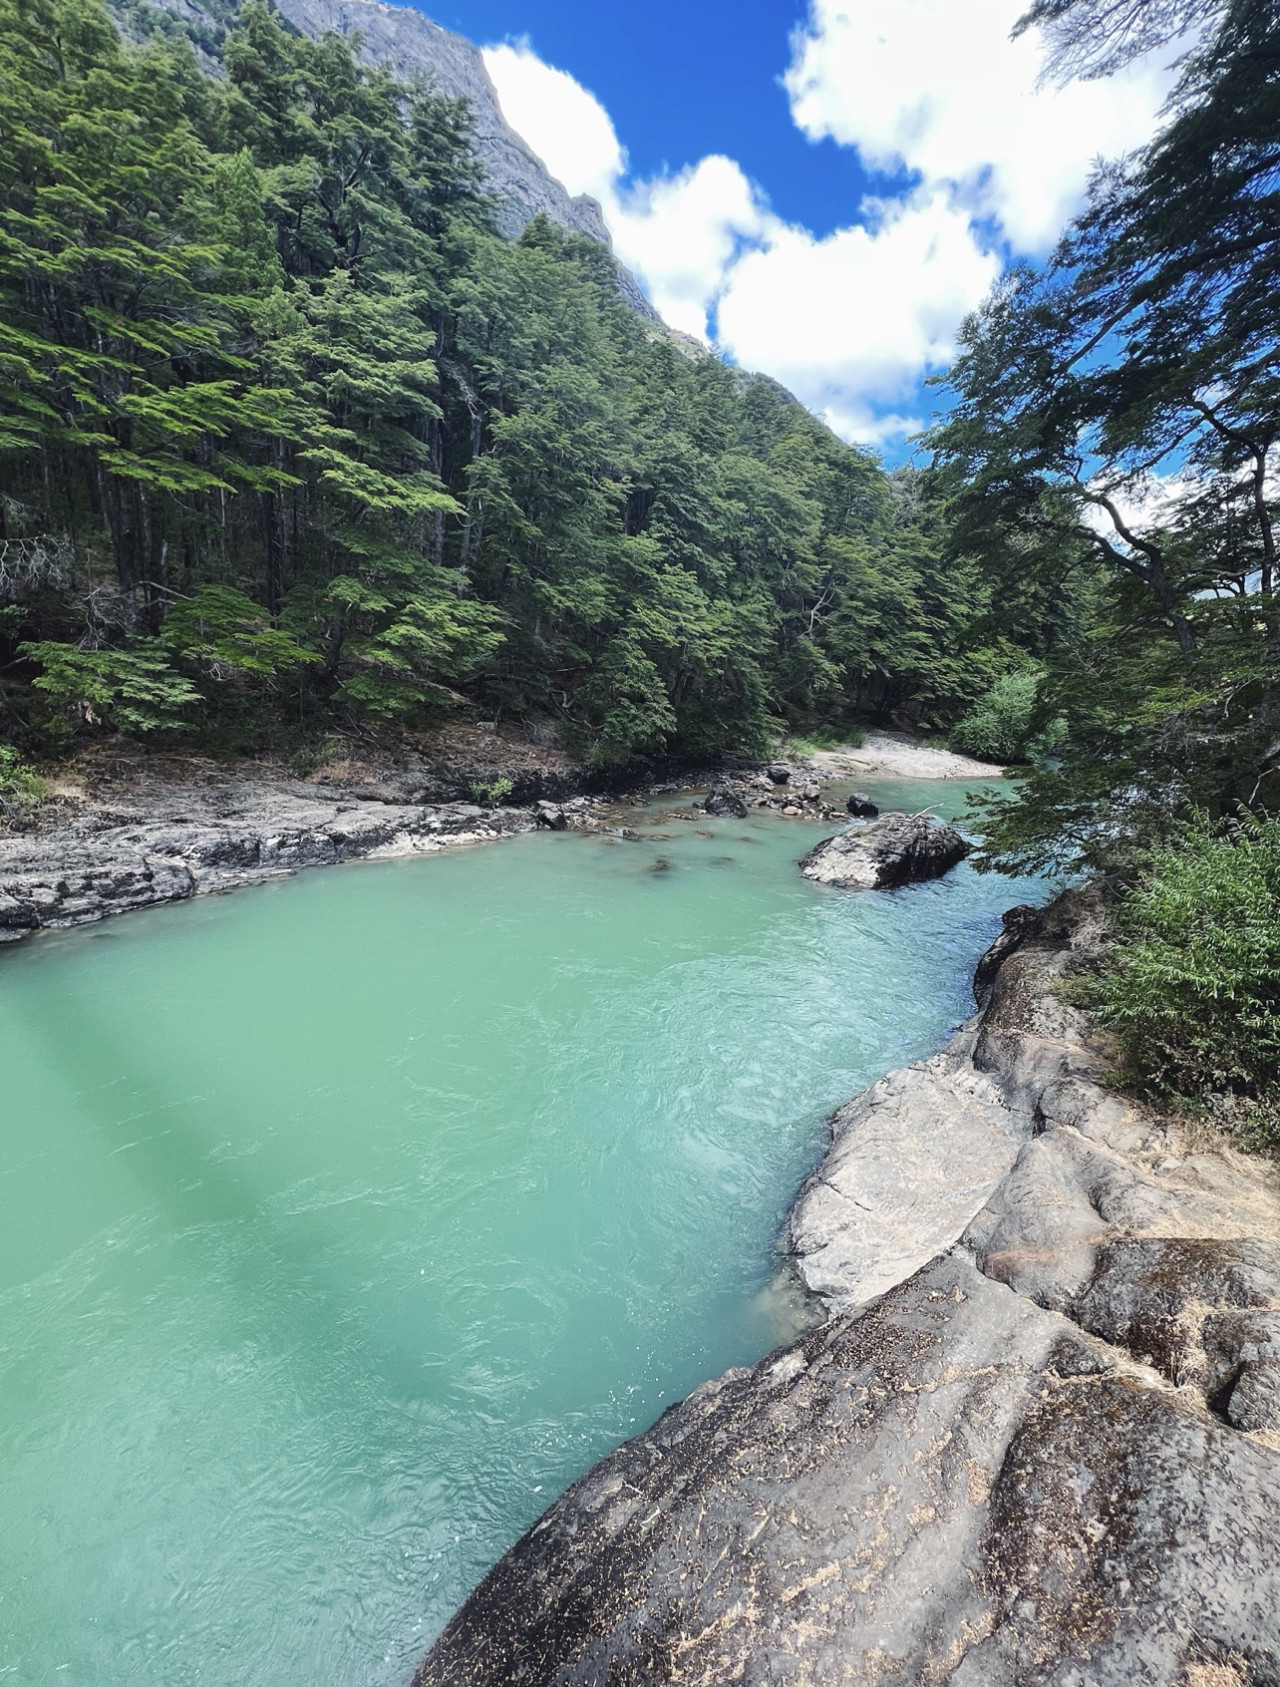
[0,777,1041,1685]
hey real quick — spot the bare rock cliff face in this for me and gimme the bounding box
[143,0,658,318]
[415,898,1280,1686]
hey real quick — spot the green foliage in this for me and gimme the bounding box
[0,743,44,818]
[469,776,513,807]
[1089,814,1280,1140]
[164,586,316,680]
[577,635,678,766]
[0,0,1056,766]
[785,726,867,753]
[930,0,1280,873]
[23,641,201,734]
[950,670,1045,764]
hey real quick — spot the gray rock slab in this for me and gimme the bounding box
[416,1254,1280,1687]
[790,1033,1030,1309]
[0,786,534,943]
[800,811,970,891]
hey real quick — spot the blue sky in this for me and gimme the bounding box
[434,0,886,238]
[426,0,1175,457]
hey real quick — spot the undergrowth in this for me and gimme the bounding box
[0,744,45,823]
[1087,811,1280,1149]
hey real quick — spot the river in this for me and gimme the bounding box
[0,777,1039,1685]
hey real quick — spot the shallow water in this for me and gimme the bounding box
[0,778,1040,1685]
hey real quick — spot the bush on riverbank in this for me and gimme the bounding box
[948,670,1064,766]
[1091,813,1280,1146]
[0,744,45,823]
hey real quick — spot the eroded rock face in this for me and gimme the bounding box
[413,902,1280,1687]
[800,810,970,890]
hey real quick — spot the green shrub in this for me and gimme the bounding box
[0,744,45,820]
[1091,812,1280,1139]
[950,671,1042,763]
[469,776,514,807]
[785,726,867,754]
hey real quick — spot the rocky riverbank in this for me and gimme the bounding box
[415,892,1280,1686]
[0,729,1001,946]
[0,731,691,944]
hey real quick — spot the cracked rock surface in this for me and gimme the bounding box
[414,896,1280,1686]
[0,771,544,944]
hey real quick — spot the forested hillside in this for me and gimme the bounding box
[0,0,1066,764]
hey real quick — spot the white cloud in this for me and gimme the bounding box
[785,0,1172,251]
[481,41,623,206]
[483,11,1174,448]
[483,44,775,340]
[609,158,777,339]
[715,192,1000,426]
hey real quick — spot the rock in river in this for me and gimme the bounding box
[846,791,879,817]
[704,788,749,819]
[533,800,568,830]
[800,810,969,890]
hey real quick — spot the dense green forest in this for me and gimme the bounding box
[0,0,1067,764]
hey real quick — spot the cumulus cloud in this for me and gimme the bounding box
[482,9,1173,447]
[484,44,775,339]
[785,0,1173,251]
[609,158,777,339]
[715,192,1000,437]
[481,41,623,206]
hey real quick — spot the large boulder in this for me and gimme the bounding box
[799,811,969,890]
[704,788,748,819]
[846,791,879,817]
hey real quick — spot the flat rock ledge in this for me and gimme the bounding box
[0,786,546,944]
[415,898,1280,1687]
[800,810,971,890]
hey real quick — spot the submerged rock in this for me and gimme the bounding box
[845,790,879,817]
[704,788,748,819]
[799,810,969,890]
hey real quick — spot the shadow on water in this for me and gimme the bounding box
[4,980,401,1389]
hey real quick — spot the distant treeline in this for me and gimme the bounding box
[0,0,1069,760]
